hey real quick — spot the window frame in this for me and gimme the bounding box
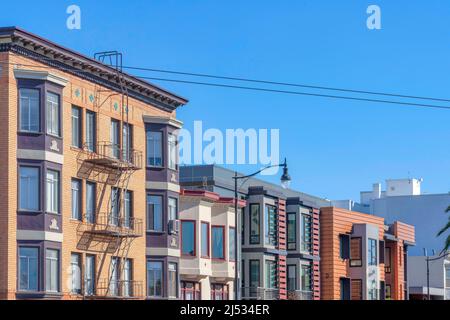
[71,178,82,220]
[200,221,210,258]
[287,264,297,291]
[85,110,96,152]
[212,225,225,260]
[368,238,378,266]
[168,262,178,299]
[229,227,236,262]
[249,203,260,245]
[168,197,178,221]
[350,237,363,267]
[19,88,40,133]
[264,204,278,246]
[45,248,60,293]
[71,105,82,148]
[146,194,164,232]
[146,131,163,167]
[85,181,96,224]
[45,169,60,215]
[287,212,297,250]
[146,260,164,298]
[46,91,61,137]
[18,246,40,292]
[18,165,40,212]
[181,220,196,257]
[168,133,177,170]
[70,253,82,295]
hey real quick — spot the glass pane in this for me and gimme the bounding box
[250,204,260,244]
[86,183,96,223]
[201,223,209,257]
[182,221,195,256]
[20,89,40,132]
[147,195,163,231]
[229,228,236,261]
[147,131,162,166]
[46,170,59,213]
[212,227,224,259]
[46,92,60,135]
[19,167,39,211]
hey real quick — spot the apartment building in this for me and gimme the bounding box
[0,27,188,299]
[320,207,415,300]
[180,165,327,300]
[178,189,244,300]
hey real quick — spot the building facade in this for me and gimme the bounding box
[179,189,244,300]
[180,165,326,300]
[0,27,188,299]
[320,207,415,300]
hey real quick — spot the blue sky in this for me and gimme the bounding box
[2,1,450,200]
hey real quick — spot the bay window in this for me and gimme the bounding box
[19,166,40,211]
[45,249,59,292]
[147,261,163,298]
[201,222,210,258]
[147,195,163,232]
[18,247,39,292]
[46,170,59,214]
[168,262,178,298]
[212,226,225,259]
[146,131,162,167]
[168,133,177,170]
[181,221,195,256]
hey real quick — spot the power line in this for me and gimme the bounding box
[135,75,450,111]
[122,65,450,104]
[2,60,450,110]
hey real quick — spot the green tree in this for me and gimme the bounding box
[437,206,450,252]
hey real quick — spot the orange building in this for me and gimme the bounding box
[320,207,415,300]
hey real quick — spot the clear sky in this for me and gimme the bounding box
[2,1,450,201]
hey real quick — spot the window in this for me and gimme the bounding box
[351,279,362,300]
[71,253,82,294]
[229,227,236,261]
[201,222,210,258]
[110,188,120,226]
[168,133,177,170]
[147,261,163,297]
[168,262,178,298]
[19,88,40,132]
[445,265,450,288]
[147,195,163,231]
[212,226,225,259]
[339,234,350,259]
[18,247,39,292]
[168,197,178,221]
[264,205,277,246]
[86,182,96,223]
[19,166,39,211]
[86,111,96,152]
[146,131,162,166]
[123,259,132,297]
[301,213,312,253]
[45,249,59,292]
[124,191,132,228]
[181,221,196,256]
[181,281,200,300]
[287,213,296,250]
[110,119,120,159]
[249,260,260,297]
[46,92,60,136]
[300,264,312,292]
[71,179,82,220]
[211,284,229,300]
[250,204,260,244]
[287,265,297,291]
[110,257,120,296]
[71,106,82,148]
[265,260,277,289]
[123,123,132,161]
[368,281,378,300]
[368,238,378,266]
[350,238,362,267]
[340,278,350,300]
[385,284,392,300]
[46,170,59,214]
[385,247,392,273]
[85,255,95,296]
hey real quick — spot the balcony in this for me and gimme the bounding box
[84,279,144,299]
[287,290,313,300]
[78,213,143,238]
[241,287,280,300]
[82,142,143,171]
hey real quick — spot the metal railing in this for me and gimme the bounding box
[241,287,280,300]
[83,142,143,170]
[287,290,313,300]
[84,279,143,299]
[80,213,143,238]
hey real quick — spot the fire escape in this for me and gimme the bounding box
[76,52,144,299]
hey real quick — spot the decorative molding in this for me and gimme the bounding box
[146,181,180,193]
[17,230,63,243]
[143,115,183,129]
[146,247,180,258]
[17,149,64,165]
[13,68,68,87]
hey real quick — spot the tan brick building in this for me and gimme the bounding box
[0,27,188,299]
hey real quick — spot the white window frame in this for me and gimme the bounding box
[19,88,40,133]
[46,92,60,136]
[46,169,59,214]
